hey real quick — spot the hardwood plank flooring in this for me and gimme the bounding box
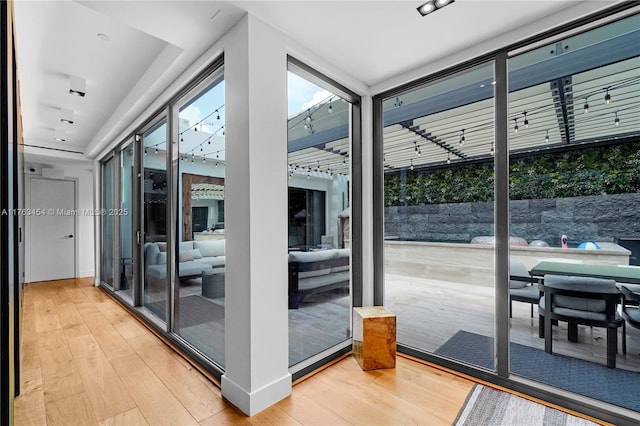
[15,278,609,425]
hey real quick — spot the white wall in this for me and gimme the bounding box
[24,162,95,282]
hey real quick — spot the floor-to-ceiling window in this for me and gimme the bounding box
[287,59,359,368]
[375,7,640,422]
[381,62,496,369]
[174,71,226,367]
[507,13,640,412]
[101,156,116,288]
[142,119,169,322]
[118,141,135,298]
[99,58,226,376]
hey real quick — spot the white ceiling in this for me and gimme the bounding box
[13,0,621,167]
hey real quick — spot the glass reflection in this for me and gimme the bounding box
[175,77,226,367]
[382,63,496,369]
[287,70,352,366]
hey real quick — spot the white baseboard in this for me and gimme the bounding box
[221,372,291,416]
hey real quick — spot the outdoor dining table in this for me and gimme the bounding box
[530,260,640,284]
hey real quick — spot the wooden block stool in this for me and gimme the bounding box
[353,306,396,370]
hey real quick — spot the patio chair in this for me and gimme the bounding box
[539,274,622,368]
[509,261,539,318]
[621,284,640,354]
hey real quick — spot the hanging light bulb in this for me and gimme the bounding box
[459,129,465,145]
[513,118,519,133]
[216,110,221,120]
[490,142,495,156]
[604,88,611,105]
[216,151,220,159]
[208,138,211,145]
[545,129,550,143]
[328,103,333,114]
[154,147,158,154]
[180,135,184,142]
[144,148,148,156]
[523,111,529,129]
[614,112,620,127]
[203,157,206,163]
[410,159,414,171]
[194,124,198,132]
[418,146,422,157]
[583,97,589,113]
[447,153,451,164]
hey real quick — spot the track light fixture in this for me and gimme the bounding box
[614,112,620,127]
[604,88,611,105]
[417,0,455,17]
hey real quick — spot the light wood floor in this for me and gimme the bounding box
[14,278,606,425]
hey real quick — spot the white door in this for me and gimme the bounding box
[29,178,75,282]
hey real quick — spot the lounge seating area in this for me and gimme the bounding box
[288,248,350,309]
[144,239,226,282]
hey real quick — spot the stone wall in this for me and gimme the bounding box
[384,193,640,247]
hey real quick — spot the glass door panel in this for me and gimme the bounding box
[287,70,352,366]
[175,76,226,366]
[142,120,169,321]
[101,156,115,288]
[382,62,496,369]
[508,14,640,410]
[118,142,135,297]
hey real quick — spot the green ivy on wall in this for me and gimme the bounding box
[384,141,640,206]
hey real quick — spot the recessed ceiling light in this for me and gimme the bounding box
[59,108,74,124]
[69,76,86,97]
[417,0,455,16]
[54,130,67,142]
[97,33,110,41]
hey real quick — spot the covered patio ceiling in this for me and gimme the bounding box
[286,19,639,176]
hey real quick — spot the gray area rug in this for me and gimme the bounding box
[454,384,599,426]
[435,330,640,413]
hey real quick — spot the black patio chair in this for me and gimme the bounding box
[621,284,640,354]
[538,274,622,368]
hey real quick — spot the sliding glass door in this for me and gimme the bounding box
[287,61,358,368]
[141,120,169,321]
[381,62,497,369]
[117,141,136,297]
[173,72,226,367]
[101,156,116,288]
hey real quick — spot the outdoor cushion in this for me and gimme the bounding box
[195,239,225,257]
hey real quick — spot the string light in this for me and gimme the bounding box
[545,129,550,143]
[583,96,590,113]
[447,153,451,164]
[328,103,333,114]
[604,88,611,105]
[410,159,414,171]
[154,147,158,154]
[144,148,148,156]
[614,111,620,126]
[513,118,519,133]
[490,142,495,156]
[459,129,465,145]
[523,111,529,129]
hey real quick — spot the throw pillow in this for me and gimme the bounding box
[179,250,193,262]
[192,249,202,259]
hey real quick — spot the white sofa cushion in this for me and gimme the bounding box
[194,240,225,257]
